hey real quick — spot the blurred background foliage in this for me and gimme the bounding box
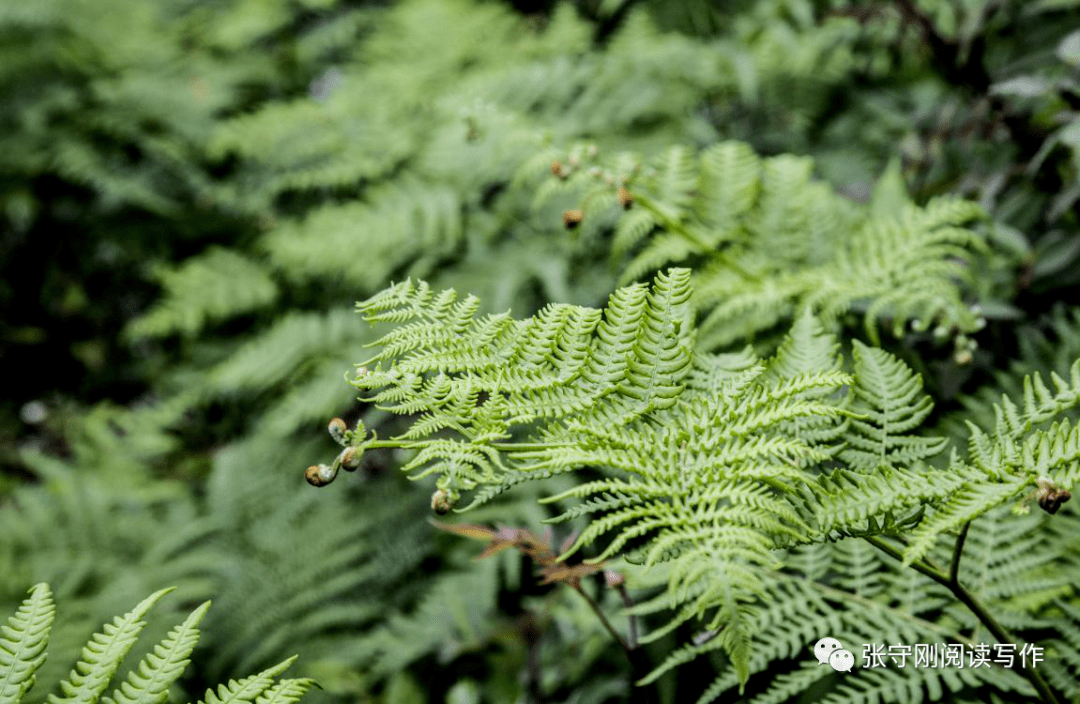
[1,0,1079,702]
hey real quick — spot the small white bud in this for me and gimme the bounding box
[328,418,348,444]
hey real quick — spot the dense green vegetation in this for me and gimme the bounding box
[2,1,1079,703]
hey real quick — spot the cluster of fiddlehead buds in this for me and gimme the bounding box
[305,416,367,487]
[1036,476,1071,515]
[430,480,462,515]
[430,488,455,515]
[550,143,640,230]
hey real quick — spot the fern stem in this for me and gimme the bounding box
[860,535,943,583]
[362,440,570,453]
[568,583,658,703]
[633,194,757,281]
[949,520,970,583]
[571,584,630,652]
[947,581,1062,704]
[615,583,638,650]
[862,534,1063,704]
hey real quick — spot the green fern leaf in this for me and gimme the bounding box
[193,657,299,704]
[125,249,278,340]
[47,589,173,704]
[0,584,55,704]
[841,341,948,471]
[251,679,315,704]
[575,141,989,348]
[902,473,1029,567]
[350,269,695,502]
[902,360,1080,565]
[102,602,211,704]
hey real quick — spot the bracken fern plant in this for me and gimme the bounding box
[6,0,1080,702]
[308,232,1078,700]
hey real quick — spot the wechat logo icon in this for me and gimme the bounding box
[815,637,855,672]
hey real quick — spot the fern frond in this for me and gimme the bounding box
[695,140,761,237]
[805,465,960,538]
[205,309,368,396]
[532,323,852,685]
[250,679,315,704]
[125,249,278,340]
[0,584,55,704]
[102,602,210,704]
[902,473,1031,567]
[902,360,1080,565]
[841,341,949,472]
[571,141,988,349]
[956,508,1072,619]
[193,657,300,704]
[1042,599,1080,695]
[47,589,173,704]
[259,180,463,289]
[819,663,1027,704]
[351,559,501,676]
[350,269,695,501]
[0,585,312,704]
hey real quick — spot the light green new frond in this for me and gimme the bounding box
[125,248,278,340]
[538,336,850,684]
[250,679,315,704]
[47,589,172,704]
[841,341,948,471]
[806,466,960,538]
[103,602,210,704]
[902,473,1029,567]
[0,584,55,704]
[193,657,299,704]
[899,359,1080,565]
[2,588,311,704]
[349,269,695,500]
